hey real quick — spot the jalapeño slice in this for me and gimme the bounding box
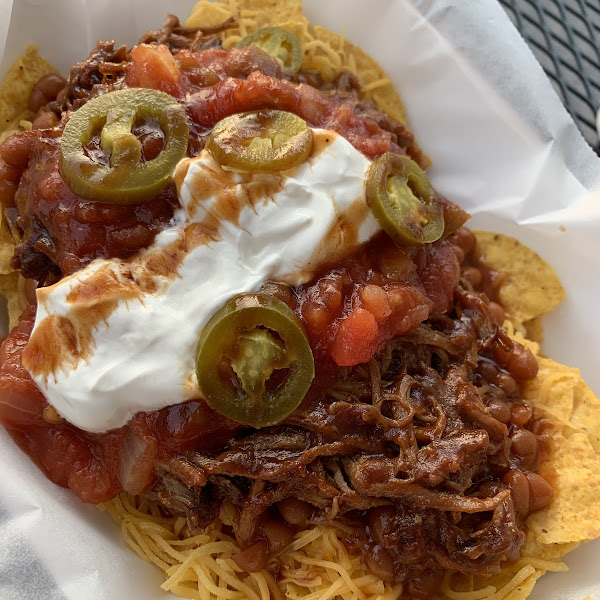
[236,27,302,74]
[196,292,314,428]
[206,110,313,173]
[60,88,189,204]
[366,153,444,246]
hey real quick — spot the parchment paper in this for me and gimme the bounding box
[0,1,599,599]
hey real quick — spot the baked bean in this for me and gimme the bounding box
[232,538,268,572]
[449,227,476,256]
[461,265,482,288]
[478,359,499,381]
[510,403,533,427]
[32,111,59,130]
[0,131,38,168]
[0,160,22,207]
[495,371,519,397]
[487,397,511,423]
[510,428,539,465]
[502,469,530,519]
[28,73,66,112]
[451,244,465,264]
[278,497,313,525]
[526,472,554,511]
[366,544,395,581]
[261,519,294,555]
[492,338,538,381]
[488,301,505,325]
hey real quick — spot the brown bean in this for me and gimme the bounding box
[510,429,539,465]
[0,131,38,168]
[488,301,505,325]
[487,397,512,423]
[526,472,554,511]
[261,519,294,555]
[502,469,530,519]
[495,371,519,397]
[28,73,66,112]
[32,111,59,130]
[451,244,465,264]
[278,497,313,526]
[510,403,533,427]
[28,88,47,114]
[478,359,499,381]
[450,227,476,255]
[366,544,395,581]
[0,160,22,207]
[492,338,539,381]
[462,265,482,287]
[37,73,66,98]
[232,539,268,572]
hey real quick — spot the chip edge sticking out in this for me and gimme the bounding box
[474,231,565,323]
[0,44,59,138]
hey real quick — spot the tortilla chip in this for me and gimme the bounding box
[474,231,565,322]
[0,271,27,331]
[570,379,600,455]
[528,431,600,544]
[520,535,579,563]
[521,355,579,423]
[0,45,58,134]
[523,316,543,345]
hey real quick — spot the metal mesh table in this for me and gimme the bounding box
[500,0,600,152]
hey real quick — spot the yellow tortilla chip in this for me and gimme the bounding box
[474,231,565,322]
[523,316,543,345]
[0,271,27,331]
[521,355,579,423]
[528,431,600,544]
[0,44,58,134]
[520,535,579,563]
[0,207,26,330]
[570,379,600,455]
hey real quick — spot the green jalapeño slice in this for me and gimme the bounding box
[237,27,302,74]
[196,292,314,428]
[206,110,313,173]
[60,88,189,204]
[366,153,444,246]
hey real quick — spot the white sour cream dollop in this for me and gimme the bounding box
[23,130,380,432]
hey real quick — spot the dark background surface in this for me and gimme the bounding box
[500,0,600,152]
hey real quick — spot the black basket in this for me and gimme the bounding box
[499,0,600,152]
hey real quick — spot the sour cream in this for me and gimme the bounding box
[23,130,380,432]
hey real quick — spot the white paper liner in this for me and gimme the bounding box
[0,1,599,598]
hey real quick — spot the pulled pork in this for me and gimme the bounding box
[152,278,549,596]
